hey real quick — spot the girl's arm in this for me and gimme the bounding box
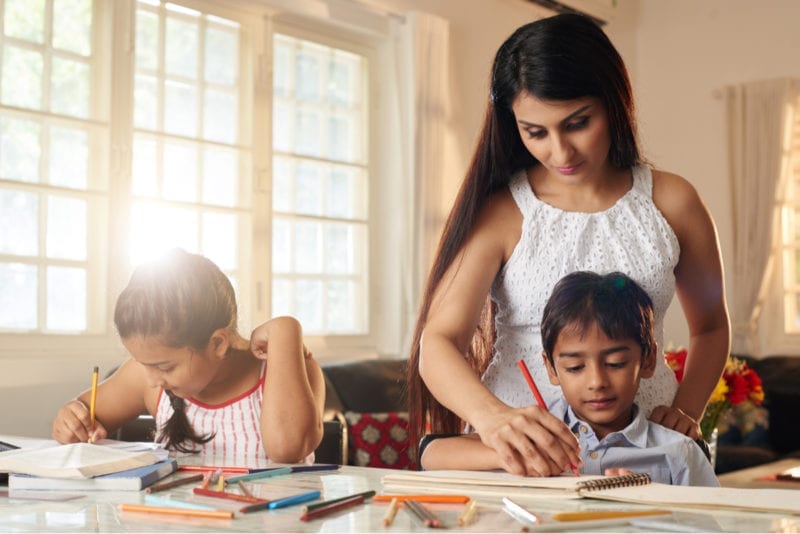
[420,434,503,471]
[51,358,150,443]
[651,170,731,438]
[252,316,324,463]
[419,191,581,476]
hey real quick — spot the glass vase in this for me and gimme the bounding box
[707,427,719,469]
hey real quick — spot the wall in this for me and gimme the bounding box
[631,0,800,349]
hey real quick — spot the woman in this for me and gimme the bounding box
[407,13,729,477]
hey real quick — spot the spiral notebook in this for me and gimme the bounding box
[382,470,800,515]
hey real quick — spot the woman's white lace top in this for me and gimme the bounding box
[484,165,680,415]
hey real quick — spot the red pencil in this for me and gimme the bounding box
[517,359,546,407]
[300,495,366,521]
[192,487,267,504]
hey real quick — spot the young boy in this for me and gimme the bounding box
[419,271,719,486]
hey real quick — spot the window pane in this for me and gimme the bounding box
[136,9,159,71]
[271,278,291,317]
[202,212,237,271]
[49,126,88,189]
[165,15,198,79]
[0,115,41,183]
[134,74,159,130]
[295,109,321,157]
[272,102,292,153]
[2,46,43,110]
[329,52,358,106]
[295,279,322,332]
[202,146,237,206]
[52,0,92,56]
[51,57,90,118]
[0,189,38,256]
[325,223,352,274]
[0,262,37,329]
[295,47,321,102]
[272,218,291,273]
[328,114,355,162]
[47,266,86,331]
[164,80,197,137]
[203,88,237,143]
[4,0,45,43]
[328,166,366,219]
[205,26,238,85]
[130,202,198,266]
[273,39,291,98]
[295,161,322,216]
[327,280,354,332]
[132,135,158,196]
[294,221,321,273]
[163,141,197,202]
[46,195,86,261]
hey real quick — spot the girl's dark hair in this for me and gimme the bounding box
[541,271,655,366]
[406,13,642,452]
[114,248,238,452]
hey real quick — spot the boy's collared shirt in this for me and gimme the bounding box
[551,398,719,487]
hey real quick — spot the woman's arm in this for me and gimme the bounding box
[420,191,581,476]
[51,358,150,443]
[651,170,731,438]
[253,316,325,462]
[420,434,503,471]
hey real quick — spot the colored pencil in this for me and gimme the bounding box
[405,499,441,528]
[373,494,470,503]
[290,464,340,473]
[237,481,255,499]
[145,473,204,494]
[517,359,546,407]
[89,366,99,435]
[179,465,250,474]
[382,497,400,526]
[144,495,218,511]
[502,497,540,527]
[457,499,478,526]
[300,494,366,521]
[225,466,292,484]
[552,509,670,521]
[266,490,321,509]
[238,500,273,514]
[304,490,376,513]
[192,487,267,504]
[120,503,233,519]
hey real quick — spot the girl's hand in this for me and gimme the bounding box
[250,319,312,361]
[649,405,701,440]
[472,405,581,477]
[51,400,108,444]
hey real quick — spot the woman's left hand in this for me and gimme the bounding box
[649,405,701,440]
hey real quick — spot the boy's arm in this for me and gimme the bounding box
[254,316,324,463]
[420,434,503,471]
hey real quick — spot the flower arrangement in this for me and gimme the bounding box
[664,348,765,442]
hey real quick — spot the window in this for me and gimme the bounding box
[780,94,800,334]
[271,34,368,335]
[0,0,391,358]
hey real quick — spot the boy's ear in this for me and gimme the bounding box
[640,342,657,378]
[208,328,230,359]
[542,351,560,385]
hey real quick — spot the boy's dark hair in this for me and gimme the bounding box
[541,271,655,365]
[114,248,238,453]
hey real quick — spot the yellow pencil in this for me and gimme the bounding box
[552,509,670,522]
[382,497,399,526]
[457,499,478,526]
[217,473,225,492]
[89,366,99,441]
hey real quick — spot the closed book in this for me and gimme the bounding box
[9,459,178,492]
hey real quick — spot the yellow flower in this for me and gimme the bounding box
[707,377,728,404]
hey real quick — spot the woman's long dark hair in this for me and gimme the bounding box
[114,248,239,453]
[406,14,643,453]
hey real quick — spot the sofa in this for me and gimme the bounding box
[715,355,800,474]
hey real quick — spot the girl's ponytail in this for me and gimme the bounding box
[158,390,214,453]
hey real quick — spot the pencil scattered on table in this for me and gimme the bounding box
[145,473,204,494]
[120,503,233,519]
[304,490,376,513]
[552,509,671,522]
[300,494,367,521]
[267,489,321,509]
[405,499,442,528]
[193,487,266,504]
[502,497,540,530]
[225,466,292,484]
[382,497,399,526]
[373,494,470,503]
[237,480,255,499]
[457,499,478,526]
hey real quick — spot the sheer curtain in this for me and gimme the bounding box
[383,12,450,354]
[725,78,800,354]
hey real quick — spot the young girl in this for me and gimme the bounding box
[408,13,729,477]
[52,248,325,463]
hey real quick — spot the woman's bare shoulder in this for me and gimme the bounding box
[651,169,705,218]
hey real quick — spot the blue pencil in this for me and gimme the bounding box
[267,490,321,509]
[225,466,292,484]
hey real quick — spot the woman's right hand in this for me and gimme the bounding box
[51,399,108,444]
[471,404,581,476]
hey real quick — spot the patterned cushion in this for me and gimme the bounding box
[344,411,416,470]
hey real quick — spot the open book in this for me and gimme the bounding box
[0,440,168,479]
[382,470,800,515]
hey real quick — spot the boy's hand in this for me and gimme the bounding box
[649,405,700,440]
[472,404,581,477]
[604,467,635,477]
[52,399,108,444]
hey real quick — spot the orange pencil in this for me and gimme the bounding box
[517,359,546,407]
[120,503,233,519]
[373,494,470,504]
